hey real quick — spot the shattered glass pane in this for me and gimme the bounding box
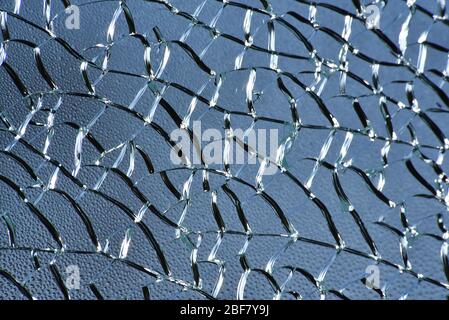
[0,0,449,300]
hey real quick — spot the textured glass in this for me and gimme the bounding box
[0,0,449,300]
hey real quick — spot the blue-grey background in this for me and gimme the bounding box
[0,0,449,299]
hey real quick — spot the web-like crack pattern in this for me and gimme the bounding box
[0,0,449,300]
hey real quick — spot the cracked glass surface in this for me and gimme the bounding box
[0,0,449,300]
